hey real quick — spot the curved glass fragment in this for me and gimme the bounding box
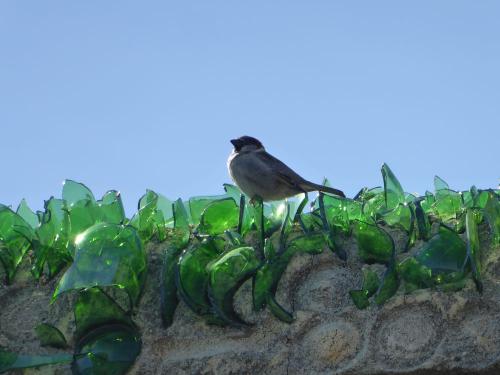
[176,240,224,317]
[72,324,141,375]
[208,246,261,326]
[352,220,394,264]
[35,323,67,349]
[53,223,147,307]
[382,163,405,209]
[0,204,35,283]
[197,198,240,236]
[16,199,39,229]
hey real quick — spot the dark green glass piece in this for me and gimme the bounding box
[197,198,240,235]
[72,324,141,375]
[353,220,394,264]
[252,233,324,317]
[16,199,39,229]
[224,184,254,235]
[349,268,380,309]
[74,288,136,340]
[208,246,261,326]
[465,209,482,292]
[484,191,500,246]
[0,350,73,373]
[414,198,431,240]
[0,204,35,283]
[374,265,399,305]
[318,194,347,260]
[382,163,405,209]
[399,257,433,292]
[349,290,370,309]
[175,240,223,317]
[254,197,266,254]
[35,323,67,349]
[160,238,190,328]
[53,223,147,307]
[266,294,294,323]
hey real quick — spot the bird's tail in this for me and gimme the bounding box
[301,182,346,198]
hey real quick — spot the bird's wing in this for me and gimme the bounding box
[257,151,307,191]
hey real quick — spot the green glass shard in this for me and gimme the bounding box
[160,239,190,328]
[197,198,239,235]
[224,184,254,235]
[254,198,266,254]
[175,240,224,317]
[32,198,72,279]
[361,187,386,218]
[374,265,399,305]
[377,203,412,233]
[399,257,433,292]
[483,191,500,245]
[53,223,147,308]
[208,246,261,326]
[276,194,307,255]
[353,220,394,264]
[321,194,350,234]
[96,190,126,225]
[349,290,370,309]
[349,268,380,309]
[414,198,431,241]
[381,163,405,209]
[433,189,462,222]
[0,350,73,373]
[16,199,39,229]
[434,175,449,191]
[62,179,96,206]
[173,198,190,231]
[465,209,482,292]
[74,288,136,340]
[129,190,159,242]
[66,198,98,244]
[420,191,436,215]
[189,195,226,225]
[0,204,35,283]
[156,193,174,228]
[266,294,294,323]
[253,233,324,317]
[72,324,141,375]
[35,323,67,349]
[318,194,347,260]
[416,225,467,276]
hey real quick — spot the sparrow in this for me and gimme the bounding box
[227,136,345,202]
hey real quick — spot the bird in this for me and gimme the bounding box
[227,136,345,202]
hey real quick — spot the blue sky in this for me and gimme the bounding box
[1,1,499,215]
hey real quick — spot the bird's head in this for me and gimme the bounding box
[230,136,264,153]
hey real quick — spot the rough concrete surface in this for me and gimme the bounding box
[1,230,500,375]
